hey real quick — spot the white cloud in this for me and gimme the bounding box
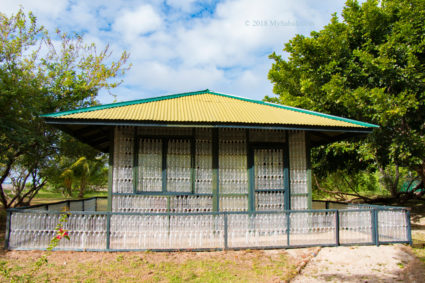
[0,0,68,17]
[0,0,346,102]
[113,4,162,41]
[166,0,199,13]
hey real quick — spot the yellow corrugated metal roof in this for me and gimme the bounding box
[41,90,378,128]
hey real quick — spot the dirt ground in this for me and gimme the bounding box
[290,245,425,283]
[290,204,425,283]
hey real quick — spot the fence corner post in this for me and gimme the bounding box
[4,210,11,250]
[223,213,228,250]
[106,213,111,250]
[335,210,340,246]
[406,209,412,246]
[372,209,379,246]
[286,211,291,247]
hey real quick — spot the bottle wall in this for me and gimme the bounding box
[111,126,310,212]
[288,131,309,210]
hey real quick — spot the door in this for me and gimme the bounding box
[251,146,286,211]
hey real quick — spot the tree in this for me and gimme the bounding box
[268,0,425,198]
[45,136,108,198]
[0,9,130,208]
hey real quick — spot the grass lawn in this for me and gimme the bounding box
[0,249,303,283]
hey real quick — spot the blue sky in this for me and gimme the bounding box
[1,0,346,104]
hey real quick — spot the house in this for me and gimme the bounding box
[5,90,410,251]
[42,89,377,214]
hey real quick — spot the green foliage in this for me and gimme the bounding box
[268,0,425,197]
[0,8,129,208]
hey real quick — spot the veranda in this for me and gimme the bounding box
[4,90,412,251]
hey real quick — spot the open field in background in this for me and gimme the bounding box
[27,190,108,206]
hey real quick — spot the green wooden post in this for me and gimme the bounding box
[212,129,219,211]
[107,128,115,212]
[286,211,291,246]
[283,132,291,210]
[162,139,168,193]
[191,137,196,194]
[4,210,11,250]
[305,132,312,209]
[247,130,255,212]
[406,209,412,245]
[133,128,139,193]
[335,210,340,246]
[106,213,111,250]
[248,149,255,212]
[372,209,379,246]
[223,213,228,250]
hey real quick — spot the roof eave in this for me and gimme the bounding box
[43,118,375,133]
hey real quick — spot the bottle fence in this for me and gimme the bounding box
[5,200,411,251]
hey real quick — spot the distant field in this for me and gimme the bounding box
[0,189,107,207]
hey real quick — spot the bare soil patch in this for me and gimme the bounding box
[0,248,318,282]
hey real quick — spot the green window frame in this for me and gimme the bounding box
[133,136,197,195]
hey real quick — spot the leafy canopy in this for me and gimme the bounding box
[0,9,130,207]
[268,0,425,196]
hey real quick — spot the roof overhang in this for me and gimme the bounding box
[45,118,374,153]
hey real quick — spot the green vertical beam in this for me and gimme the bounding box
[162,139,168,193]
[212,128,219,211]
[283,131,291,210]
[107,127,115,212]
[191,136,196,194]
[335,210,340,246]
[406,209,412,245]
[371,209,378,246]
[106,213,111,250]
[4,210,11,250]
[133,128,139,194]
[223,213,228,250]
[305,132,312,209]
[247,131,255,212]
[286,211,291,246]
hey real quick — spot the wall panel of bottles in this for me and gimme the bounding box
[112,127,310,213]
[195,137,213,194]
[113,195,168,212]
[289,131,308,210]
[254,148,285,211]
[218,129,248,211]
[113,126,134,194]
[167,139,192,193]
[138,139,162,192]
[112,195,213,213]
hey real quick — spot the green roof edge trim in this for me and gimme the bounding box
[39,89,212,118]
[40,89,379,128]
[207,91,379,128]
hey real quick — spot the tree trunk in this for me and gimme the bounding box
[379,165,400,198]
[415,161,425,192]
